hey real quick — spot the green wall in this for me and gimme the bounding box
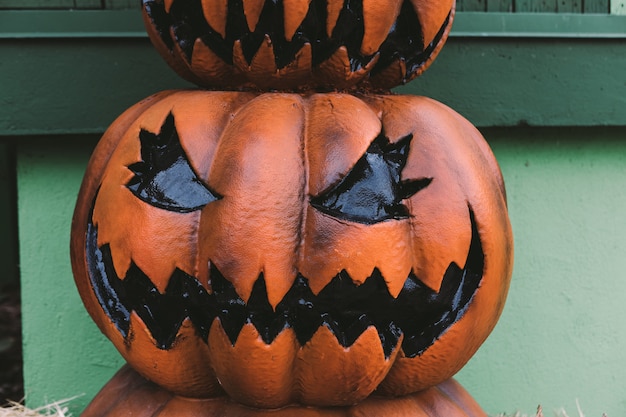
[458,128,626,415]
[16,127,626,416]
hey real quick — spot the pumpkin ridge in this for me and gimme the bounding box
[148,395,173,417]
[435,378,486,417]
[85,204,483,358]
[297,98,311,292]
[79,359,143,417]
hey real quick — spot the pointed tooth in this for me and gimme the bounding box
[409,0,454,47]
[168,27,208,85]
[295,326,394,405]
[190,38,241,86]
[209,322,297,408]
[142,11,205,85]
[278,42,312,80]
[377,260,413,299]
[264,268,298,311]
[250,35,278,70]
[411,265,444,294]
[243,0,266,32]
[164,0,175,13]
[124,315,223,397]
[305,235,413,298]
[326,0,343,37]
[301,208,416,298]
[344,264,374,287]
[410,225,470,294]
[93,188,199,294]
[201,0,228,38]
[368,58,406,89]
[232,37,279,73]
[361,0,403,56]
[320,45,351,74]
[408,190,472,294]
[208,251,263,305]
[379,319,465,396]
[232,40,249,70]
[283,0,312,41]
[226,268,258,305]
[249,35,278,74]
[94,226,131,287]
[307,272,338,296]
[315,46,378,88]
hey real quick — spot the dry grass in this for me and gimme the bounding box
[497,402,608,417]
[496,405,546,417]
[0,400,608,417]
[0,399,74,417]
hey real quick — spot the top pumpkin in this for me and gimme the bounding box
[142,0,455,90]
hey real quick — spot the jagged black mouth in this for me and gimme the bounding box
[143,0,451,80]
[85,207,483,359]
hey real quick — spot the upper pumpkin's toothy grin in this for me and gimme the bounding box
[85,206,483,359]
[143,0,451,80]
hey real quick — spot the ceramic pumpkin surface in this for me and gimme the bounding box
[82,365,487,417]
[71,90,513,408]
[142,0,455,90]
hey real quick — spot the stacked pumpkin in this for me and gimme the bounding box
[71,1,513,416]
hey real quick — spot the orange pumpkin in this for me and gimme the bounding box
[142,0,455,90]
[82,365,487,417]
[71,90,513,408]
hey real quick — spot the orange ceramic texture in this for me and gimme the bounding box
[141,0,455,90]
[82,365,487,417]
[70,90,513,408]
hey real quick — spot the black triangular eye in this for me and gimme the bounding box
[310,133,432,224]
[126,113,221,213]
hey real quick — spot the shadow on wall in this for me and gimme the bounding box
[0,142,22,404]
[0,142,18,288]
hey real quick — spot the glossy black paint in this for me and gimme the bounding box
[85,206,483,358]
[311,133,432,224]
[372,3,451,80]
[143,0,449,79]
[126,113,221,213]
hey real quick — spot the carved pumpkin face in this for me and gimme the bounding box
[71,90,513,408]
[142,0,455,90]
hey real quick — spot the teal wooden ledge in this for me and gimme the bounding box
[2,10,626,39]
[1,9,625,135]
[0,10,144,38]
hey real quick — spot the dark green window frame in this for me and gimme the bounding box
[1,7,625,134]
[2,8,625,38]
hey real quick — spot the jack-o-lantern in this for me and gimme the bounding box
[71,90,513,409]
[142,0,455,90]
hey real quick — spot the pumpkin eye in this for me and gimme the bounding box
[126,113,221,213]
[310,133,432,224]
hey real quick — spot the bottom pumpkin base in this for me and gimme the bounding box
[81,365,487,417]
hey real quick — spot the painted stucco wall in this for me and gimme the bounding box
[16,127,626,416]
